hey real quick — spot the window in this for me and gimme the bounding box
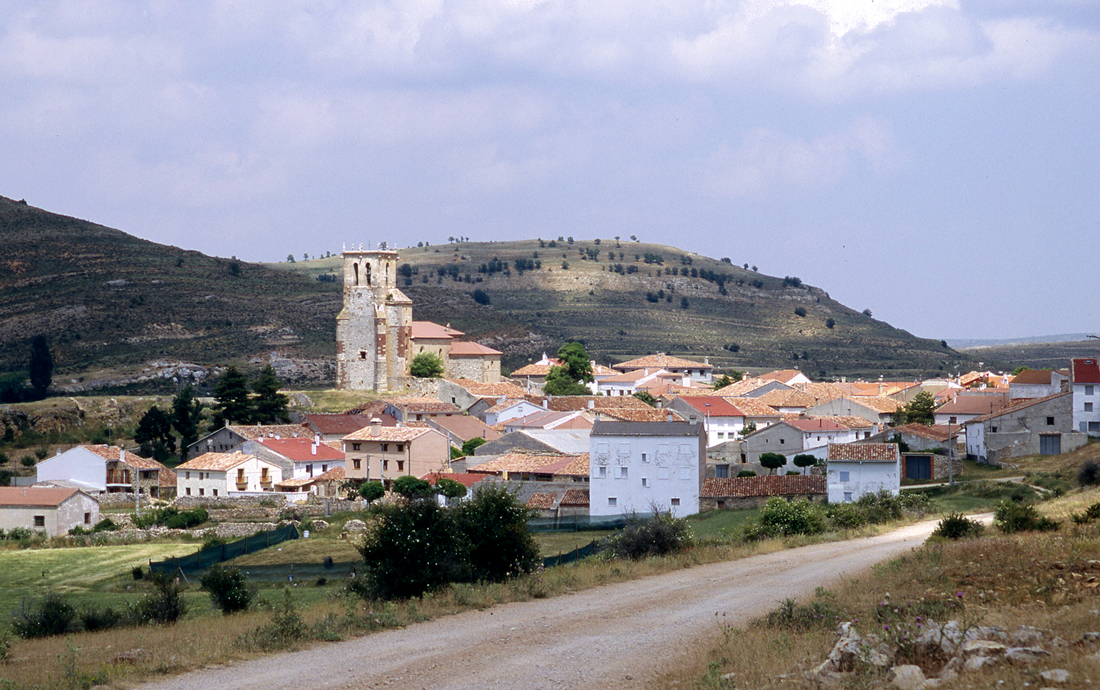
[991,426,998,433]
[1047,417,1055,426]
[306,464,313,476]
[185,471,191,480]
[641,478,649,487]
[839,471,850,482]
[84,512,91,524]
[186,488,192,496]
[671,498,680,506]
[237,468,245,481]
[213,489,218,496]
[34,515,45,527]
[353,459,361,470]
[1086,403,1094,412]
[383,460,389,471]
[715,464,729,478]
[780,438,785,444]
[199,488,205,496]
[598,466,607,479]
[397,444,404,453]
[359,351,367,360]
[352,443,361,451]
[382,443,389,452]
[1087,385,1095,396]
[397,461,404,471]
[844,492,853,502]
[619,467,628,479]
[1091,422,1100,432]
[641,453,648,463]
[608,497,617,507]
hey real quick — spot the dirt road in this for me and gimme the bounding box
[143,521,940,690]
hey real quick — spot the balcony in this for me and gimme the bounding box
[236,481,248,491]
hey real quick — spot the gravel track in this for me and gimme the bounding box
[141,520,941,690]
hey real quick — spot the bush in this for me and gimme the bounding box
[409,352,444,379]
[736,470,757,478]
[994,501,1060,533]
[357,500,464,600]
[12,593,77,638]
[131,565,145,580]
[133,506,209,530]
[1078,461,1100,487]
[240,588,309,651]
[454,484,539,581]
[80,605,122,632]
[603,511,693,561]
[931,513,985,540]
[763,594,843,632]
[20,456,35,467]
[0,451,8,465]
[202,534,228,551]
[358,481,385,502]
[200,564,254,614]
[824,502,866,529]
[136,571,186,624]
[392,475,435,500]
[471,289,491,306]
[94,517,118,532]
[1073,502,1100,524]
[753,498,826,538]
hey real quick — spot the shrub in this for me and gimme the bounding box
[20,456,35,467]
[0,451,8,465]
[759,452,787,475]
[133,506,208,530]
[12,593,77,638]
[202,534,227,551]
[794,307,807,317]
[136,571,186,624]
[763,594,842,632]
[1078,461,1100,487]
[824,502,866,529]
[94,517,118,532]
[80,605,122,632]
[454,484,539,581]
[603,511,693,561]
[754,498,826,538]
[392,475,435,500]
[200,564,254,614]
[435,477,467,501]
[931,513,985,540]
[736,470,756,478]
[409,352,444,378]
[131,565,145,580]
[471,289,491,306]
[358,481,385,502]
[1073,502,1100,524]
[994,501,1060,533]
[357,500,464,600]
[241,588,309,651]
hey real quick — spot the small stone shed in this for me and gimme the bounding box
[0,487,100,537]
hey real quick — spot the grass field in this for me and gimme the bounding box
[0,543,201,616]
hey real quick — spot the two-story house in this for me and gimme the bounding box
[1071,358,1100,437]
[826,443,900,503]
[589,419,706,518]
[963,392,1087,463]
[342,420,450,486]
[175,452,282,497]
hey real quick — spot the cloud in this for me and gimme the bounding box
[703,117,897,198]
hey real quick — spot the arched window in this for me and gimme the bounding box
[366,263,372,287]
[353,263,359,286]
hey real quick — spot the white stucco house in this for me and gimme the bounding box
[0,487,100,537]
[826,443,900,503]
[1072,358,1100,437]
[175,451,281,498]
[589,419,706,518]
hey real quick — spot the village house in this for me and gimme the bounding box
[803,395,900,426]
[383,397,461,423]
[0,487,100,537]
[176,452,282,497]
[1071,358,1100,437]
[667,396,754,447]
[526,488,590,519]
[483,398,548,426]
[186,423,310,458]
[589,419,706,518]
[436,379,529,415]
[611,353,714,385]
[274,467,347,499]
[712,376,792,398]
[303,413,393,443]
[964,392,1088,464]
[426,415,501,451]
[867,422,959,453]
[469,429,592,460]
[757,369,813,386]
[467,452,590,483]
[35,445,175,499]
[503,409,593,432]
[342,421,450,485]
[826,443,900,503]
[933,392,1012,426]
[244,436,345,482]
[1009,368,1069,400]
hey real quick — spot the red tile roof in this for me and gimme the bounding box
[892,423,956,442]
[255,437,345,463]
[422,472,486,488]
[675,396,747,417]
[305,414,382,435]
[964,391,1071,424]
[411,321,464,339]
[343,426,434,442]
[1073,358,1100,385]
[177,451,268,472]
[787,418,848,432]
[226,424,310,441]
[613,353,712,371]
[449,341,503,356]
[546,396,650,412]
[701,475,825,498]
[526,492,558,509]
[827,443,899,462]
[560,488,590,506]
[0,486,85,506]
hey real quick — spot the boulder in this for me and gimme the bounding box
[1005,646,1052,665]
[888,664,925,690]
[344,519,367,532]
[1039,669,1070,685]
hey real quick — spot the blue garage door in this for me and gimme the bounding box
[906,455,932,480]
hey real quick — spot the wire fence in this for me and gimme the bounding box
[148,524,299,578]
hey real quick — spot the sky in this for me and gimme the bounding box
[2,0,1099,342]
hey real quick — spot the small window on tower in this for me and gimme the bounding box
[359,351,367,360]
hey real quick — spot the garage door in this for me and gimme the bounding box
[906,455,932,480]
[1039,434,1061,455]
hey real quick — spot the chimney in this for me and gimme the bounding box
[371,417,382,436]
[667,412,674,422]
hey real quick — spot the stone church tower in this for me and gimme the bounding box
[335,246,412,391]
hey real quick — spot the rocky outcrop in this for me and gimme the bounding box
[808,619,1079,689]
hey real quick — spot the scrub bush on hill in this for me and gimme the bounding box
[132,506,209,529]
[200,564,254,614]
[603,511,693,560]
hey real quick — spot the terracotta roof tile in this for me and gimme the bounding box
[343,426,434,442]
[0,486,83,506]
[827,443,899,462]
[226,424,310,441]
[526,492,558,509]
[702,475,825,498]
[177,451,265,472]
[546,396,649,412]
[613,353,712,371]
[560,488,590,506]
[1072,358,1100,385]
[449,341,503,356]
[411,321,464,339]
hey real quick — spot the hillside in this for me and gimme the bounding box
[0,195,338,388]
[273,239,969,379]
[0,196,971,388]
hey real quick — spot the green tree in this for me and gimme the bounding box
[199,564,254,614]
[211,366,252,428]
[713,371,744,389]
[251,365,289,424]
[793,454,817,475]
[557,342,593,383]
[461,436,487,456]
[409,352,445,378]
[903,391,937,426]
[738,421,757,437]
[134,406,176,462]
[633,391,658,407]
[356,500,463,599]
[760,452,787,475]
[358,481,385,503]
[542,366,590,395]
[435,477,468,501]
[172,385,204,462]
[28,335,53,400]
[392,475,435,500]
[453,484,539,582]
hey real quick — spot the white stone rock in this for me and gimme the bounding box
[344,519,367,532]
[1039,669,1070,685]
[889,664,926,690]
[1006,646,1051,665]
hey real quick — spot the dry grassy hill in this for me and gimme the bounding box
[1,195,972,389]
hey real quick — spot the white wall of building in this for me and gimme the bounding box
[826,461,899,503]
[590,425,705,518]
